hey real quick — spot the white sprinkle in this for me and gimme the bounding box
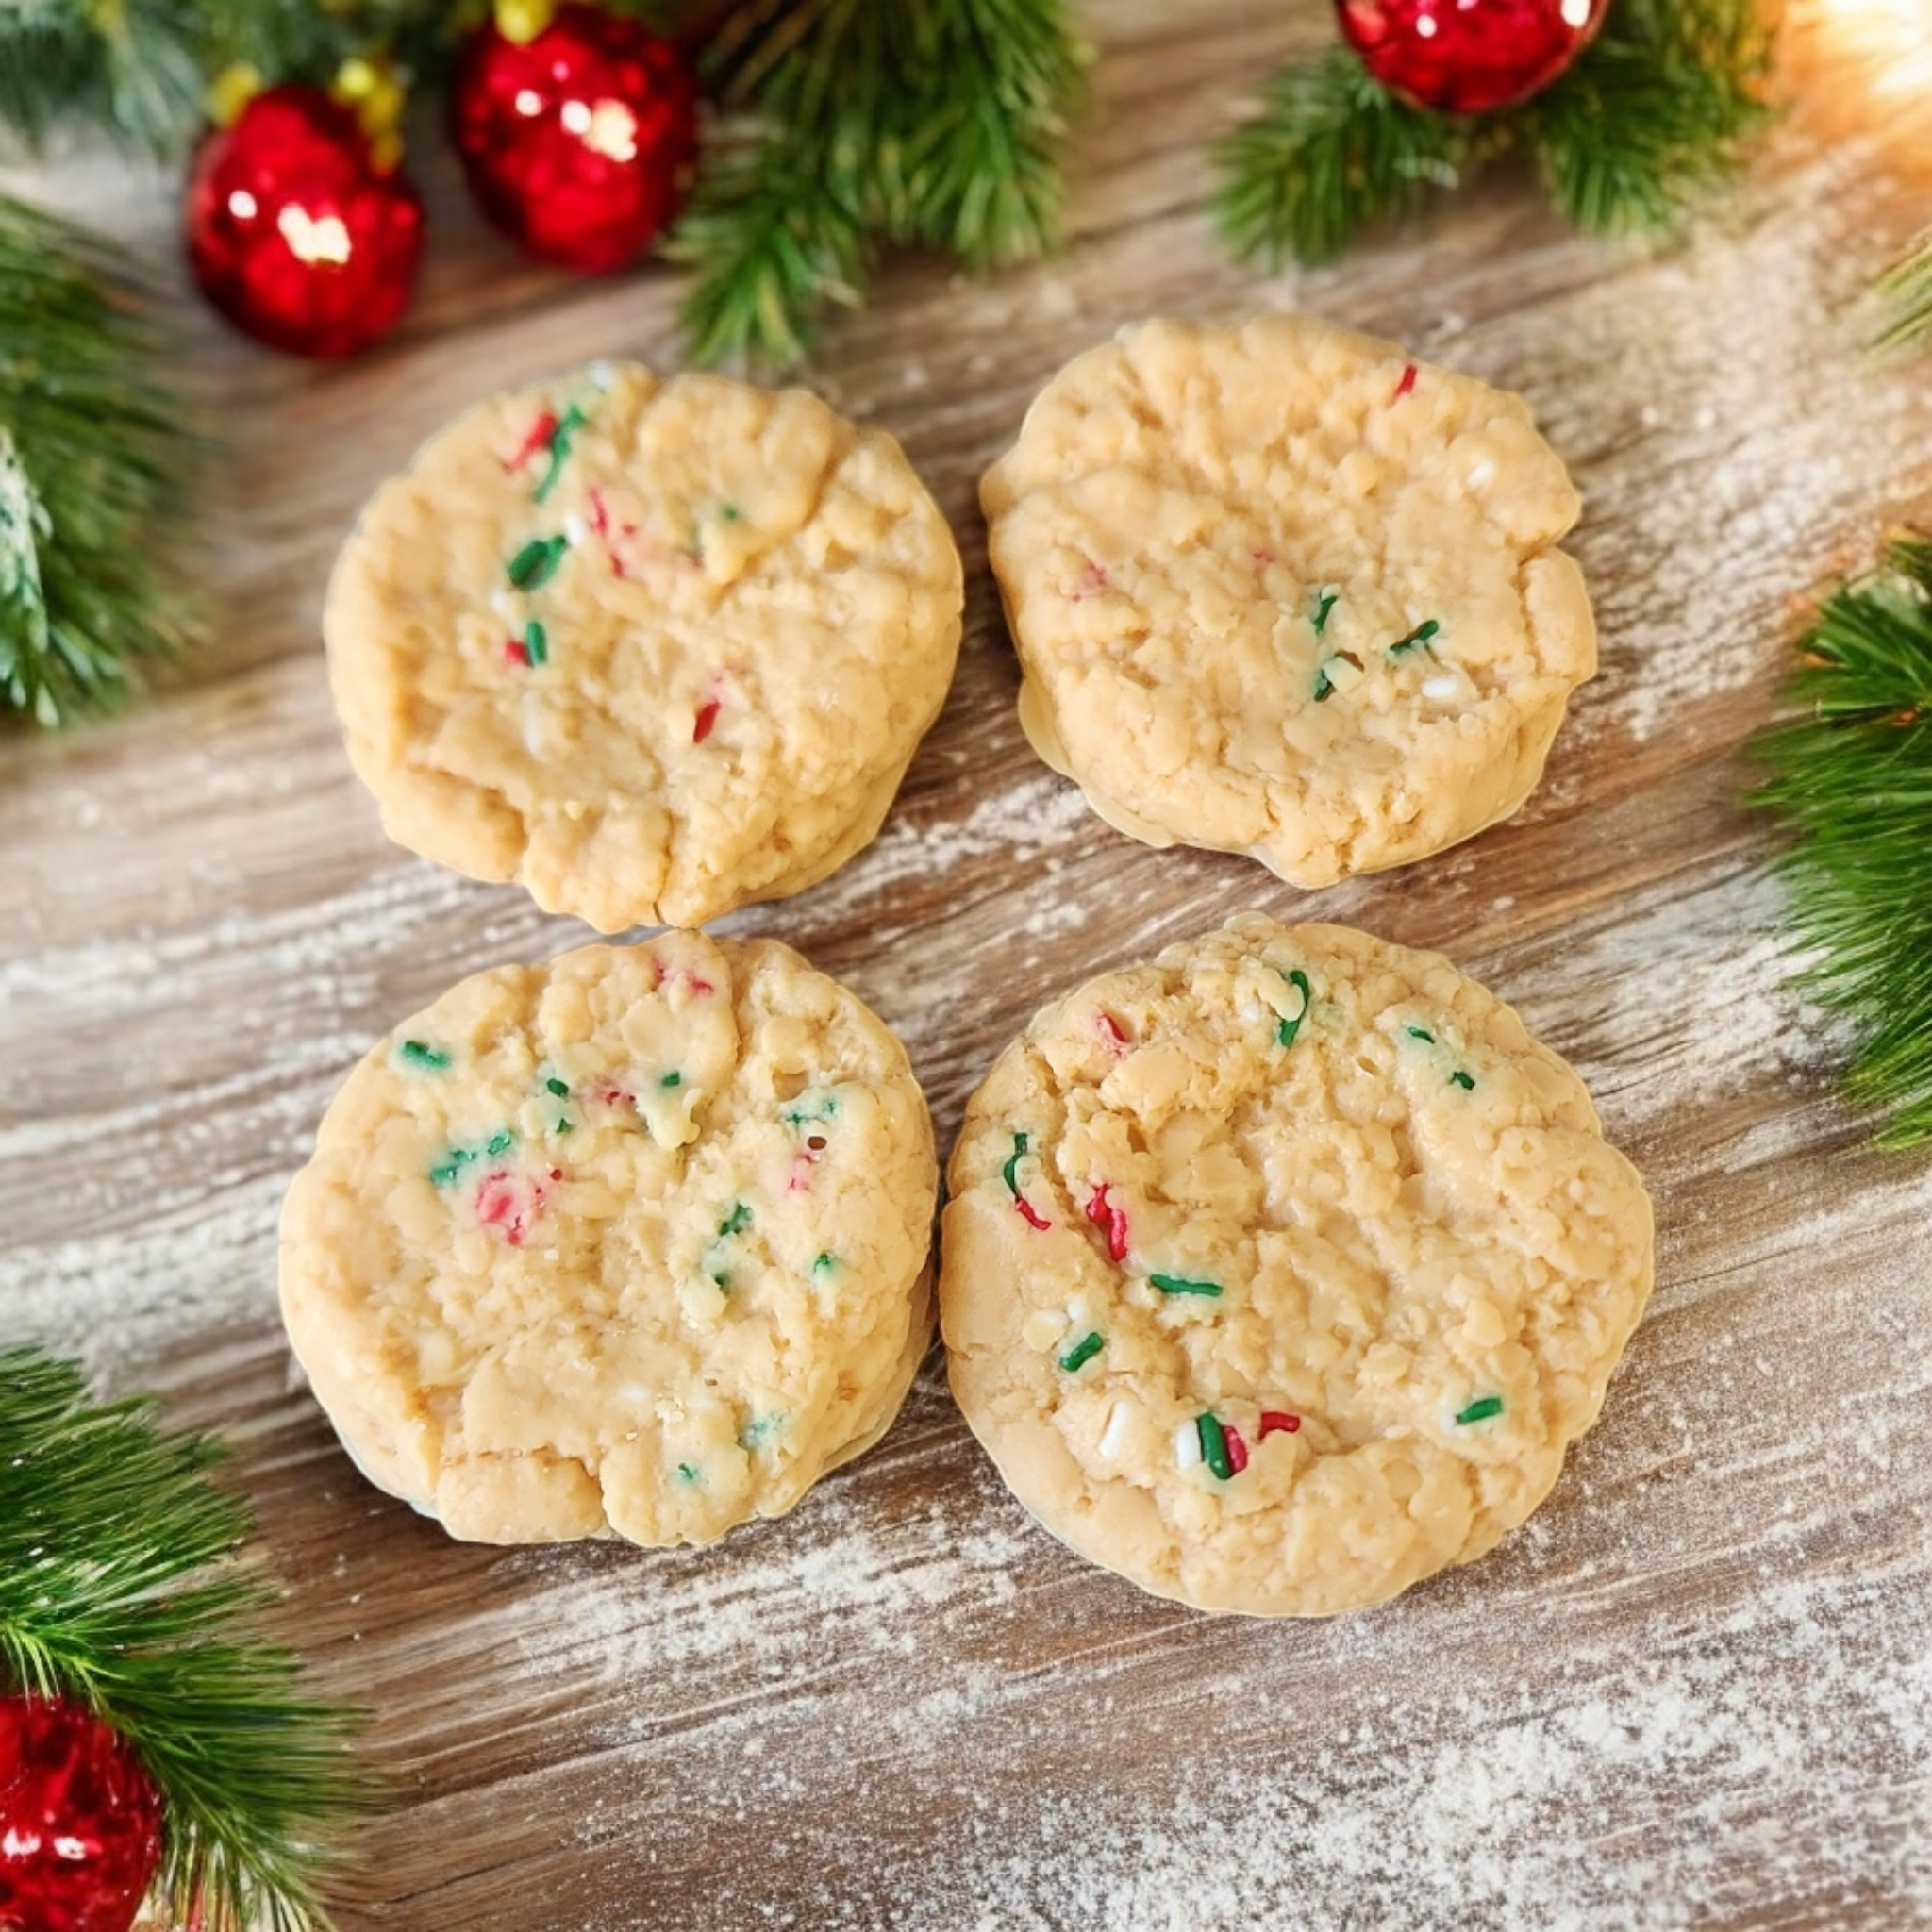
[1098,1403,1133,1460]
[491,590,516,620]
[1467,459,1497,489]
[1423,675,1461,701]
[1174,1420,1202,1469]
[563,512,589,547]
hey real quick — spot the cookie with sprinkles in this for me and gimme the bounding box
[939,915,1653,1617]
[979,315,1596,886]
[279,931,938,1545]
[324,362,964,931]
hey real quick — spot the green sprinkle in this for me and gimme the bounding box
[1058,1330,1104,1374]
[1450,1070,1476,1091]
[555,1117,573,1134]
[545,1076,570,1096]
[718,1202,752,1239]
[485,1130,514,1157]
[1312,662,1335,703]
[532,404,587,505]
[710,1271,732,1291]
[811,1252,837,1277]
[1276,968,1311,1049]
[740,1413,783,1448]
[399,1039,449,1071]
[1310,586,1339,636]
[1197,1411,1234,1481]
[676,1461,699,1483]
[781,1093,836,1125]
[659,1071,682,1089]
[1407,1025,1436,1043]
[1149,1274,1223,1298]
[1388,618,1441,658]
[1456,1395,1504,1425]
[523,619,548,667]
[1002,1132,1030,1198]
[718,503,742,522]
[428,1144,479,1187]
[507,534,567,590]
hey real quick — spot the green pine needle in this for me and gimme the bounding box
[1212,48,1473,270]
[0,193,202,726]
[669,0,1084,366]
[1752,537,1932,1149]
[1214,0,1774,269]
[1880,229,1932,351]
[1524,0,1774,235]
[0,1347,368,1932]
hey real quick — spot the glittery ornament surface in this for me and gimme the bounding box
[452,3,698,275]
[0,1696,163,1932]
[1336,0,1610,113]
[184,83,424,358]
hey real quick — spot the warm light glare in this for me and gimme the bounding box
[1823,0,1932,95]
[277,206,353,267]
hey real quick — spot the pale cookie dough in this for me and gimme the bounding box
[279,931,938,1546]
[940,915,1653,1617]
[980,315,1596,885]
[325,362,964,932]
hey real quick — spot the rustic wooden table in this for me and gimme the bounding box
[6,4,1931,1925]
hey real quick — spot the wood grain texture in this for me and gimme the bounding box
[5,5,1932,1925]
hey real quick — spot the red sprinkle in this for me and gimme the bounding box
[507,409,559,473]
[693,698,721,743]
[504,637,531,667]
[1258,1410,1302,1439]
[1097,1012,1129,1056]
[1073,560,1109,601]
[1391,363,1418,404]
[653,959,715,997]
[1084,1183,1129,1263]
[597,1085,636,1109]
[1224,1424,1249,1474]
[1015,1197,1052,1231]
[474,1168,545,1245]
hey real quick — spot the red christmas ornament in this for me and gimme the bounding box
[0,1695,163,1932]
[185,81,424,358]
[1337,0,1611,114]
[452,1,699,275]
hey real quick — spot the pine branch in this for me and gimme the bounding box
[1880,228,1932,350]
[0,1347,368,1932]
[1212,49,1473,270]
[1524,0,1775,235]
[1213,0,1774,270]
[0,194,202,726]
[1752,538,1932,1149]
[670,0,1084,366]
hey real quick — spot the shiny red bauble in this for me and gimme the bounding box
[0,1696,164,1932]
[185,83,425,358]
[452,3,699,275]
[1337,0,1611,114]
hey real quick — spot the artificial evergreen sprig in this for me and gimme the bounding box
[0,1346,367,1932]
[0,194,203,725]
[1880,229,1932,350]
[1752,536,1932,1150]
[671,0,1085,366]
[1214,0,1774,271]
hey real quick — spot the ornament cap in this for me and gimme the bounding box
[205,62,264,128]
[331,57,409,173]
[495,0,559,44]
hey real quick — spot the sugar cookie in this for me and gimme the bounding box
[980,315,1595,885]
[940,915,1652,1616]
[325,362,964,931]
[280,932,938,1545]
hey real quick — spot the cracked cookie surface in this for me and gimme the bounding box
[980,315,1596,886]
[325,362,964,931]
[939,915,1653,1616]
[279,932,938,1545]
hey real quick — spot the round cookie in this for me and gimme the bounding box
[279,931,938,1546]
[939,915,1653,1617]
[979,315,1596,887]
[325,362,964,932]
